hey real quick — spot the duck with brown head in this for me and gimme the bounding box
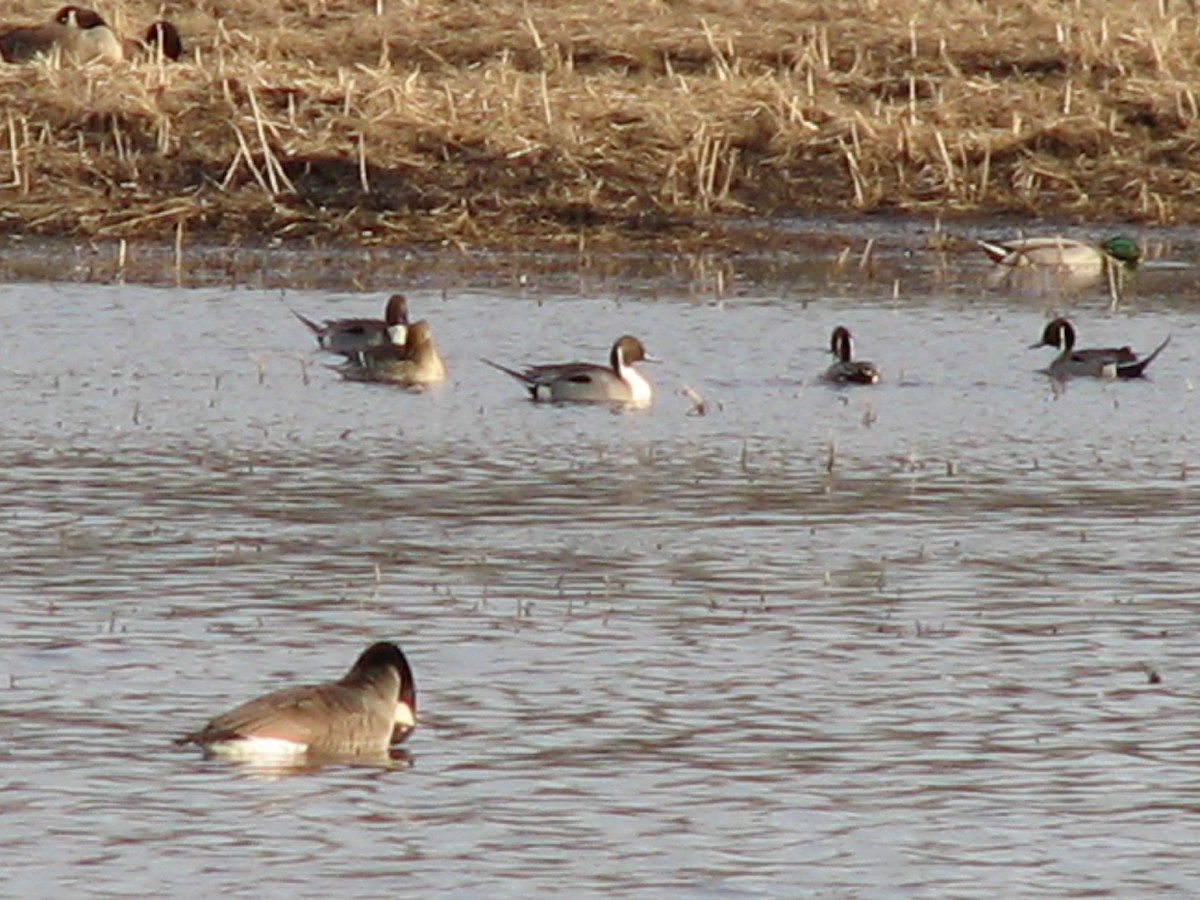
[483,334,655,406]
[823,326,881,385]
[1031,317,1170,379]
[177,642,418,761]
[336,319,446,386]
[294,293,411,356]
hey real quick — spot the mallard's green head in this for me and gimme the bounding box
[1101,236,1141,270]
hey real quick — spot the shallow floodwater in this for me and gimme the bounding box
[2,227,1200,897]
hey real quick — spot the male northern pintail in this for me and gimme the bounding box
[0,7,182,64]
[294,293,409,355]
[976,235,1140,272]
[823,326,881,385]
[483,334,654,406]
[176,642,417,761]
[1031,317,1170,379]
[336,319,446,386]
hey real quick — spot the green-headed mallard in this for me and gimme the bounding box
[977,235,1140,273]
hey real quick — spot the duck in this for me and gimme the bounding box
[976,235,1141,273]
[294,293,410,355]
[0,6,119,64]
[823,326,881,384]
[483,334,654,406]
[176,642,418,761]
[1031,317,1170,379]
[336,319,446,386]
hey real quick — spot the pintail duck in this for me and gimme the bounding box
[176,642,418,761]
[483,334,655,406]
[336,319,446,386]
[823,326,881,385]
[1031,317,1170,379]
[294,293,410,355]
[976,235,1140,273]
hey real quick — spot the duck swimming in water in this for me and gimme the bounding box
[1031,317,1170,379]
[484,335,655,407]
[823,326,881,385]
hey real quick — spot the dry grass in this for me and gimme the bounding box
[1,0,1199,250]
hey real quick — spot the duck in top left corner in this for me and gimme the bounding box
[0,7,183,65]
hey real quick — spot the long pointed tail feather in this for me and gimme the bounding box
[481,358,532,384]
[292,309,324,336]
[1118,335,1171,379]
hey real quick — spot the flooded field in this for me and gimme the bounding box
[2,223,1199,896]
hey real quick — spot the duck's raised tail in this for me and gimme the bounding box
[1117,335,1171,379]
[481,358,532,384]
[974,238,1011,265]
[292,309,324,335]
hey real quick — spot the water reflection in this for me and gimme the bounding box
[1,237,1199,896]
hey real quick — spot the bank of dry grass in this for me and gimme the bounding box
[1,0,1198,250]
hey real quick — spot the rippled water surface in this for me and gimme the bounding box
[3,225,1200,897]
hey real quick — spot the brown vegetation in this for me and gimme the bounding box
[1,0,1199,251]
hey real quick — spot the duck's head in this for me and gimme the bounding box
[341,642,418,745]
[611,335,652,369]
[385,293,410,327]
[404,319,436,352]
[1101,236,1141,270]
[1032,317,1075,351]
[55,6,108,29]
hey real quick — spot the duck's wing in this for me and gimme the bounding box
[483,359,606,385]
[177,683,367,747]
[976,238,1021,265]
[978,236,1097,269]
[824,361,881,384]
[528,362,611,384]
[322,317,387,337]
[336,344,410,383]
[293,312,388,357]
[1069,346,1139,366]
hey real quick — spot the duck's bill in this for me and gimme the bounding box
[391,701,418,744]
